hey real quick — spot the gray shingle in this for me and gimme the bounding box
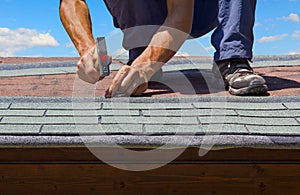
[101,116,198,125]
[10,103,102,110]
[0,103,10,110]
[0,125,41,134]
[145,125,202,134]
[46,109,139,116]
[247,125,300,135]
[103,103,194,110]
[236,110,300,117]
[202,124,248,134]
[198,116,299,126]
[142,109,237,117]
[41,124,143,134]
[144,124,247,134]
[1,116,98,125]
[193,102,286,110]
[98,124,143,134]
[283,102,300,110]
[41,125,92,134]
[296,118,300,125]
[0,110,45,117]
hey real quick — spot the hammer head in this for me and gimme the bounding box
[96,37,110,77]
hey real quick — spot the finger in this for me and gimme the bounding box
[119,69,138,92]
[94,55,100,72]
[77,58,83,69]
[107,54,112,65]
[121,72,143,96]
[105,66,131,98]
[77,68,99,84]
[128,83,148,97]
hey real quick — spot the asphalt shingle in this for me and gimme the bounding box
[103,102,194,110]
[41,125,97,134]
[193,102,286,110]
[198,116,299,126]
[46,109,140,116]
[142,109,237,117]
[0,95,300,148]
[1,116,98,125]
[283,102,300,110]
[0,125,41,134]
[10,102,102,110]
[247,125,300,135]
[144,124,247,134]
[41,124,143,134]
[0,103,10,109]
[145,125,202,134]
[101,116,199,125]
[296,118,300,125]
[0,110,45,117]
[1,57,300,149]
[236,110,300,118]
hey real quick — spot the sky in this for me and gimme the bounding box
[0,0,300,57]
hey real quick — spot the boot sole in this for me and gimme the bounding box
[229,84,268,96]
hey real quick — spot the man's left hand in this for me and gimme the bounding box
[105,65,148,98]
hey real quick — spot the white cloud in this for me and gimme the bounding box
[257,34,288,43]
[289,51,300,55]
[65,42,74,48]
[280,13,300,22]
[254,22,263,27]
[292,30,300,38]
[175,51,190,57]
[204,46,214,52]
[112,48,129,58]
[0,27,59,57]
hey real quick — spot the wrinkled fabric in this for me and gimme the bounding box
[104,0,256,62]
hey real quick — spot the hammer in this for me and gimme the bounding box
[96,37,110,77]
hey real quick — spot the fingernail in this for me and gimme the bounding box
[105,90,112,98]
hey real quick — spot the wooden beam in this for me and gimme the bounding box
[0,164,299,194]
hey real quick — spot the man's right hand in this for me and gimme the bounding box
[76,45,104,84]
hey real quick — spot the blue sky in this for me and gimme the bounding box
[0,0,299,57]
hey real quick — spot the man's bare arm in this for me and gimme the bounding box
[60,0,103,84]
[60,0,95,55]
[106,0,194,97]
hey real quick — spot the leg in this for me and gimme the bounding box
[212,0,257,61]
[211,0,268,95]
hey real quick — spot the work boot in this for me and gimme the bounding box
[213,59,268,96]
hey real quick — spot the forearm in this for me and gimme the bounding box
[59,0,95,56]
[131,27,189,79]
[131,0,194,79]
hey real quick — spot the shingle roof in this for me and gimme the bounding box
[0,56,299,150]
[0,96,299,149]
